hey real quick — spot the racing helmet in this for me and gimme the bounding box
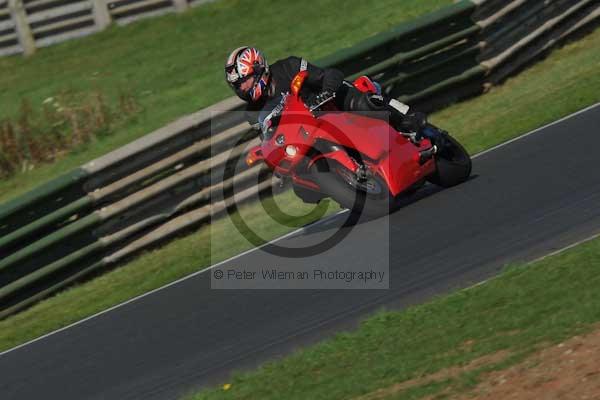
[225,46,270,102]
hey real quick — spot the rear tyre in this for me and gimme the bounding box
[427,131,472,188]
[310,159,396,217]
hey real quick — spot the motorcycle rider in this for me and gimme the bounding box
[224,46,433,145]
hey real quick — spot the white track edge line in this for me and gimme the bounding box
[472,102,600,159]
[0,210,348,357]
[1,102,598,357]
[461,230,600,292]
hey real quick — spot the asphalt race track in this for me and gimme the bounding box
[1,104,600,399]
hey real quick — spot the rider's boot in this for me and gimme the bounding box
[362,93,433,147]
[421,125,451,152]
[385,98,452,156]
[386,99,428,143]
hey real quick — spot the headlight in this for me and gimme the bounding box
[275,135,285,146]
[285,145,298,157]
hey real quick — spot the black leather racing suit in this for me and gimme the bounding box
[245,56,423,133]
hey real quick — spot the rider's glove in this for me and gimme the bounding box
[307,90,335,111]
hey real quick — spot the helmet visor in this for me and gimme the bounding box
[225,64,241,85]
[228,73,254,95]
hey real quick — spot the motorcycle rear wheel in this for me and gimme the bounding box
[427,131,472,188]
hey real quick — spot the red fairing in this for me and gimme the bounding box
[377,146,435,195]
[311,113,435,195]
[315,112,396,160]
[249,71,438,203]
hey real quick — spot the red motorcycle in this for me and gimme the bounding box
[246,72,472,216]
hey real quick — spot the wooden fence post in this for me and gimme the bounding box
[172,0,188,13]
[8,0,35,56]
[92,0,112,30]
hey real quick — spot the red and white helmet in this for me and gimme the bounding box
[225,46,270,102]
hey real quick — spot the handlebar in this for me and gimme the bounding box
[308,92,336,112]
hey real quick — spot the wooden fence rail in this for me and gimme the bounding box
[1,0,214,57]
[0,0,598,318]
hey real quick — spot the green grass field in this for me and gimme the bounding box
[1,24,599,354]
[0,0,450,203]
[185,234,600,400]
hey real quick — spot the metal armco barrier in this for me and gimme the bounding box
[1,0,214,57]
[1,0,598,318]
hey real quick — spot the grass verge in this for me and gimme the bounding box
[184,233,600,400]
[0,0,449,203]
[0,25,599,353]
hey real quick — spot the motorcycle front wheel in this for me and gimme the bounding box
[310,159,396,217]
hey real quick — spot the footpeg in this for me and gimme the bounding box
[401,131,421,145]
[418,145,437,165]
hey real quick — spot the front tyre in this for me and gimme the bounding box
[310,159,396,217]
[293,183,324,204]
